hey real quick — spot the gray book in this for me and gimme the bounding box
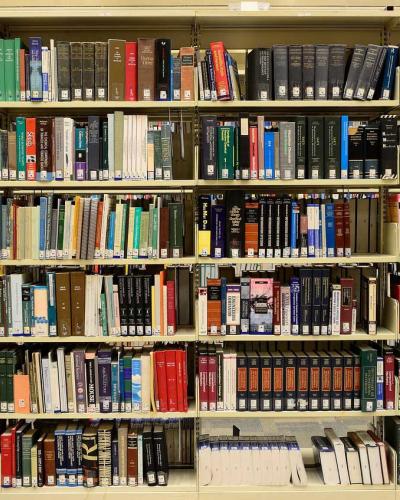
[95,42,108,101]
[50,207,58,258]
[273,45,288,100]
[79,198,91,259]
[56,41,71,101]
[113,111,124,180]
[279,121,295,180]
[315,45,329,99]
[367,46,388,100]
[172,56,181,100]
[343,45,367,100]
[54,117,65,180]
[82,42,95,101]
[70,41,83,100]
[86,198,98,260]
[354,44,382,100]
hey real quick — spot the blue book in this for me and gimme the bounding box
[211,205,226,258]
[340,115,349,179]
[65,425,77,486]
[377,356,384,410]
[290,276,300,335]
[76,426,83,486]
[220,277,227,333]
[54,424,67,486]
[119,355,125,411]
[29,37,43,101]
[325,203,335,257]
[111,357,119,411]
[225,51,233,99]
[380,46,399,100]
[205,49,217,100]
[107,211,116,256]
[290,200,299,257]
[46,272,57,336]
[318,205,323,258]
[131,355,142,411]
[264,130,275,179]
[39,196,47,259]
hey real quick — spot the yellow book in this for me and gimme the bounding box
[71,196,80,257]
[31,442,38,487]
[113,202,123,257]
[151,285,156,334]
[198,229,211,257]
[149,350,157,412]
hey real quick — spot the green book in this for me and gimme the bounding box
[14,38,21,102]
[160,123,172,180]
[22,283,32,335]
[168,202,184,258]
[0,39,5,101]
[133,207,142,258]
[16,117,26,180]
[104,276,115,335]
[22,428,39,487]
[151,205,159,258]
[358,345,377,412]
[217,126,235,179]
[57,204,65,257]
[120,202,128,258]
[4,38,15,101]
[139,211,149,257]
[0,350,7,412]
[123,352,132,411]
[100,293,108,336]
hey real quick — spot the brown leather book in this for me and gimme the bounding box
[159,206,169,258]
[244,199,259,256]
[55,272,72,336]
[207,278,222,334]
[127,425,138,486]
[179,47,194,101]
[43,432,56,486]
[70,271,85,336]
[108,39,126,101]
[138,38,155,101]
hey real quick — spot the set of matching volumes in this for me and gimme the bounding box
[200,114,398,180]
[0,419,190,488]
[0,345,188,414]
[198,193,352,259]
[198,343,394,412]
[198,434,307,486]
[0,37,194,102]
[312,428,390,485]
[0,267,193,337]
[0,113,175,181]
[198,42,398,101]
[198,270,376,336]
[0,194,186,260]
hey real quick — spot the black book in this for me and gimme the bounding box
[324,116,341,179]
[288,45,302,100]
[16,423,30,487]
[82,42,95,101]
[236,351,248,411]
[364,123,380,179]
[153,425,169,486]
[343,45,367,100]
[271,351,284,411]
[246,351,260,411]
[295,116,306,179]
[354,44,382,100]
[225,191,244,257]
[320,268,330,334]
[201,60,211,100]
[82,425,98,487]
[70,42,83,100]
[367,46,387,100]
[143,425,157,486]
[205,49,217,100]
[299,268,313,335]
[318,351,331,410]
[246,48,272,100]
[380,114,398,178]
[302,44,315,99]
[328,44,346,99]
[265,195,274,257]
[258,196,267,257]
[239,114,250,179]
[111,428,119,485]
[307,117,324,179]
[340,350,354,410]
[56,41,71,101]
[315,45,329,99]
[88,116,100,180]
[95,41,108,100]
[348,121,365,179]
[101,120,108,179]
[85,349,97,410]
[155,39,171,100]
[200,115,217,179]
[117,276,128,336]
[274,197,282,257]
[311,269,322,335]
[134,275,145,335]
[143,275,152,335]
[273,45,288,100]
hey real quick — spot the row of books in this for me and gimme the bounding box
[313,428,390,485]
[0,194,186,260]
[0,267,193,337]
[198,42,398,101]
[0,38,195,102]
[200,115,398,180]
[198,343,394,412]
[198,434,306,486]
[0,419,194,488]
[0,114,176,181]
[198,271,376,336]
[1,346,189,414]
[198,193,352,259]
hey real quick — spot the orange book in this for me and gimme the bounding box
[159,270,165,335]
[207,278,222,334]
[25,117,37,181]
[244,199,259,256]
[179,47,194,101]
[13,374,30,413]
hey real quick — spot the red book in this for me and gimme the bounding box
[1,427,13,487]
[249,124,258,179]
[210,41,230,100]
[165,349,178,411]
[334,200,344,257]
[384,350,395,410]
[154,350,168,412]
[175,349,184,412]
[343,199,351,256]
[11,421,22,487]
[125,41,138,101]
[182,348,188,412]
[198,348,209,411]
[166,280,176,335]
[25,117,37,181]
[208,349,217,411]
[273,281,281,335]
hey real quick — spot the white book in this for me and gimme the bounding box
[199,437,212,486]
[260,440,272,485]
[324,428,350,484]
[107,113,114,179]
[198,287,208,336]
[63,200,71,258]
[84,276,93,336]
[230,351,237,410]
[330,284,341,335]
[56,347,68,412]
[113,203,123,257]
[340,437,362,484]
[141,352,151,412]
[41,356,53,413]
[270,439,281,485]
[280,286,291,335]
[312,436,340,485]
[251,439,262,485]
[278,440,291,485]
[10,274,24,335]
[348,432,371,484]
[69,205,75,257]
[32,206,40,260]
[123,115,129,179]
[130,114,137,179]
[356,431,383,484]
[287,437,307,486]
[140,115,148,179]
[219,439,230,484]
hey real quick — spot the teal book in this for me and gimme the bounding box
[100,293,108,336]
[133,207,142,258]
[120,202,128,258]
[16,117,26,180]
[131,355,142,411]
[14,38,21,101]
[217,126,235,179]
[4,38,15,101]
[46,272,57,336]
[147,204,155,257]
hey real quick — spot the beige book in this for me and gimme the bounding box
[141,352,151,412]
[64,352,75,412]
[63,200,71,258]
[122,115,129,179]
[32,206,40,260]
[127,114,134,179]
[118,422,129,485]
[99,194,110,258]
[139,115,148,179]
[113,202,123,257]
[31,442,38,487]
[114,111,124,179]
[33,286,49,337]
[71,196,81,257]
[7,131,17,180]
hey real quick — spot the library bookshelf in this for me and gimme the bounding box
[0,1,400,499]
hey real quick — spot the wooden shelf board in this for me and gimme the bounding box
[1,180,196,189]
[197,255,399,265]
[199,409,398,418]
[0,100,196,109]
[197,179,399,188]
[0,257,197,266]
